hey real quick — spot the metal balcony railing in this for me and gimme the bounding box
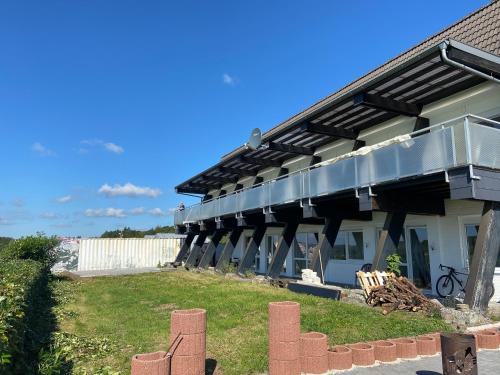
[175,115,500,225]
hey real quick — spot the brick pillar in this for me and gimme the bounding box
[131,351,169,375]
[268,301,301,375]
[170,309,206,375]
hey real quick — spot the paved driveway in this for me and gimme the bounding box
[348,350,499,374]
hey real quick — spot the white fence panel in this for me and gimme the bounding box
[77,238,182,271]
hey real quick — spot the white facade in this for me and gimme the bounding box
[226,82,500,302]
[77,238,183,271]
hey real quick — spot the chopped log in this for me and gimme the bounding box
[366,276,436,314]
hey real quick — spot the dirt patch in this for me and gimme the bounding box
[153,303,178,312]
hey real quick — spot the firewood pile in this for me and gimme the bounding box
[366,276,436,314]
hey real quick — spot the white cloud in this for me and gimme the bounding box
[130,207,145,215]
[80,139,124,154]
[103,142,124,154]
[57,195,73,203]
[84,208,126,218]
[148,208,166,216]
[32,142,55,156]
[98,183,162,198]
[222,73,236,86]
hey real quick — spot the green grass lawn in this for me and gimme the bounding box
[55,270,450,374]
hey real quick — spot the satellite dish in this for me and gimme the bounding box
[245,128,262,150]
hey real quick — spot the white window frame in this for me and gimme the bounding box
[458,215,481,270]
[292,232,318,276]
[331,230,365,263]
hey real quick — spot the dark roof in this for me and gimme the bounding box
[177,1,500,194]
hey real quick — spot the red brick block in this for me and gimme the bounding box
[269,358,301,375]
[269,340,301,361]
[416,335,437,356]
[424,332,441,353]
[269,321,301,343]
[300,332,328,357]
[301,354,328,374]
[170,353,205,375]
[476,330,499,349]
[391,338,417,359]
[372,340,397,362]
[170,332,205,356]
[328,346,352,370]
[348,343,375,366]
[269,301,300,325]
[171,309,206,335]
[131,351,169,375]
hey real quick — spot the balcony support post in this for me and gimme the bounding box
[197,230,226,269]
[215,228,243,273]
[310,216,343,282]
[184,231,209,270]
[237,224,267,276]
[464,201,500,312]
[172,233,195,267]
[266,220,300,279]
[372,211,407,271]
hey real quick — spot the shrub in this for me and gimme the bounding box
[0,259,49,374]
[386,253,402,276]
[0,233,59,268]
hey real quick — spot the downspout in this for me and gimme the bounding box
[439,41,500,84]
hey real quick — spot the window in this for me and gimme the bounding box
[329,231,364,261]
[377,229,408,277]
[465,224,500,268]
[292,233,318,276]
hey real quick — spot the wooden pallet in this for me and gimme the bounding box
[356,271,395,299]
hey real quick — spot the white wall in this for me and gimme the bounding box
[78,238,182,271]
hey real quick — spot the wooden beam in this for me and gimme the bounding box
[413,116,430,132]
[237,224,267,275]
[266,220,300,279]
[353,93,422,117]
[300,122,358,140]
[266,141,315,156]
[197,230,226,269]
[219,166,258,177]
[464,201,500,312]
[240,155,283,168]
[372,211,407,271]
[310,217,342,282]
[184,231,209,269]
[172,233,195,266]
[203,176,237,184]
[358,189,446,216]
[215,228,243,273]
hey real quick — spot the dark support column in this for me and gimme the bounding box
[310,217,343,282]
[215,228,243,273]
[184,231,209,269]
[372,211,407,270]
[266,221,300,279]
[237,224,267,276]
[197,230,225,269]
[464,201,500,312]
[173,233,195,266]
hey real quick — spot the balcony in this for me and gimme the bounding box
[175,115,500,225]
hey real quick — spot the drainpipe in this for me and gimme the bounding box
[439,41,500,85]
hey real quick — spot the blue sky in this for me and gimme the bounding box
[0,0,486,238]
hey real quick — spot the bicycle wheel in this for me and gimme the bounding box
[436,275,455,298]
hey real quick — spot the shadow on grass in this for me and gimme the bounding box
[206,358,218,375]
[28,273,74,374]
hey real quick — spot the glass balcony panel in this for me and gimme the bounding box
[468,122,500,169]
[269,173,303,205]
[219,193,238,216]
[177,116,500,224]
[238,184,268,211]
[309,157,356,196]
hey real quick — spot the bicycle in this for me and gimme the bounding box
[436,264,495,301]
